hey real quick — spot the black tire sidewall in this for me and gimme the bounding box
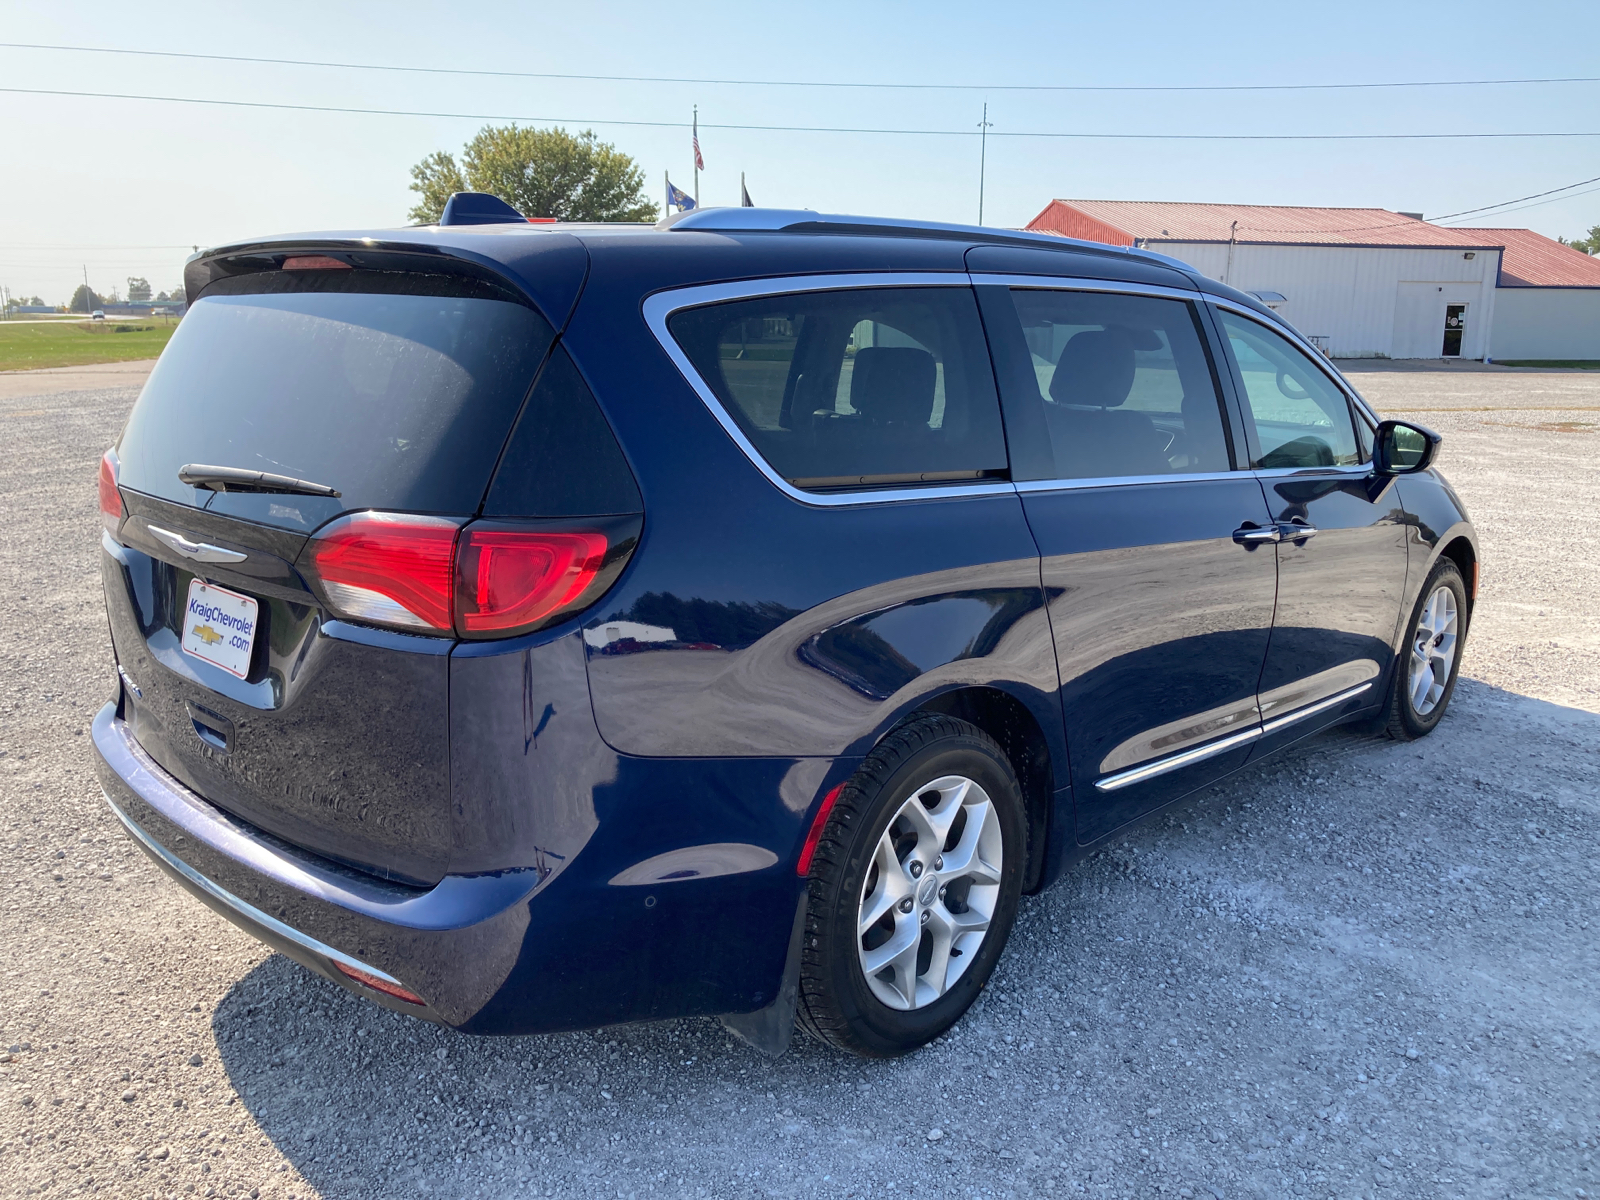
[1394,560,1468,738]
[813,732,1025,1055]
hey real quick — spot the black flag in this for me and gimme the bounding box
[740,172,754,208]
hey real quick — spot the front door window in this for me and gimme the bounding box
[1442,304,1467,357]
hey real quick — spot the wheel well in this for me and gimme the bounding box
[913,687,1055,893]
[1438,536,1477,624]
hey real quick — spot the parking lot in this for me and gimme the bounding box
[2,360,1596,1200]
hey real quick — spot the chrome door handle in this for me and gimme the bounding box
[1276,520,1318,541]
[1233,524,1282,545]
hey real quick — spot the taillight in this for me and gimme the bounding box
[303,513,637,639]
[98,449,123,537]
[306,512,459,633]
[456,526,608,636]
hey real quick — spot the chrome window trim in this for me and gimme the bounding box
[1206,297,1382,428]
[103,791,406,987]
[1092,680,1376,792]
[642,273,1014,508]
[968,273,1202,303]
[1251,463,1372,481]
[1016,470,1243,496]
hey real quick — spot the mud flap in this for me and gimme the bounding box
[719,893,806,1057]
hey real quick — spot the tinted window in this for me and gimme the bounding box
[1219,311,1360,469]
[668,287,1007,490]
[995,289,1231,481]
[118,289,553,530]
[484,343,642,516]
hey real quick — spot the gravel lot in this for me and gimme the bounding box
[2,360,1596,1200]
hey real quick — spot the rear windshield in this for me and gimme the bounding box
[117,288,553,530]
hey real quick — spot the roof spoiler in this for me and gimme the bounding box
[440,192,528,226]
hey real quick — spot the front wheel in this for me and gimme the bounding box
[1378,558,1468,740]
[796,714,1026,1057]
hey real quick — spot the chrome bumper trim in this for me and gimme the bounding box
[103,790,404,987]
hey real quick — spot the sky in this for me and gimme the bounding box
[1,0,1597,304]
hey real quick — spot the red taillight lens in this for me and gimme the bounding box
[306,512,459,633]
[282,255,352,270]
[98,449,123,536]
[455,527,609,636]
[332,960,426,1005]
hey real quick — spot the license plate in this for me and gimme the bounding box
[180,579,259,679]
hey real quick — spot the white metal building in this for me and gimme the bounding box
[1024,200,1599,361]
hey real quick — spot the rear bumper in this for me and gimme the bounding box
[93,702,540,1025]
[93,701,827,1034]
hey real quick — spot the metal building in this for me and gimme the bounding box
[1024,200,1594,361]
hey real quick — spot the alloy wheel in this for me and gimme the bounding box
[856,774,1004,1011]
[1408,584,1459,717]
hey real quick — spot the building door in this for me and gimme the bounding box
[1393,283,1482,358]
[1442,304,1467,357]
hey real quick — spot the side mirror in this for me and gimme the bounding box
[1373,420,1441,476]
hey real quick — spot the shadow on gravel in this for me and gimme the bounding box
[207,677,1600,1199]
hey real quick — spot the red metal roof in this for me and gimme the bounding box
[1026,199,1500,249]
[1468,226,1600,288]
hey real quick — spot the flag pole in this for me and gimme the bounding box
[977,102,993,225]
[693,105,699,207]
[665,170,669,215]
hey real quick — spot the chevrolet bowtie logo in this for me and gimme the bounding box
[192,624,224,646]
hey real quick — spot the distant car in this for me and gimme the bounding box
[91,310,104,320]
[93,199,1477,1058]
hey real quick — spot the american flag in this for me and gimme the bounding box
[693,111,704,171]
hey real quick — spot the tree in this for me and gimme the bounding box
[1558,225,1600,255]
[407,125,658,225]
[69,284,101,313]
[127,277,152,303]
[168,283,186,303]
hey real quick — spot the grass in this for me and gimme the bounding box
[1492,360,1600,369]
[0,318,177,371]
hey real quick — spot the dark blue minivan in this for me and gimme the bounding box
[94,199,1476,1057]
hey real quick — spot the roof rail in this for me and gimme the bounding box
[658,206,1189,266]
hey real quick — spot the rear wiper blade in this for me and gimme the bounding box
[178,463,341,498]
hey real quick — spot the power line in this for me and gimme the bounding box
[1440,182,1600,223]
[4,86,1599,142]
[1428,174,1600,221]
[3,41,1597,94]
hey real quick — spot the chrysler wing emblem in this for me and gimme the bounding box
[147,525,248,565]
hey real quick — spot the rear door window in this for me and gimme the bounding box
[981,287,1233,481]
[667,287,1008,491]
[117,280,553,530]
[1217,311,1361,469]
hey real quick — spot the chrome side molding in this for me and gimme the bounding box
[1093,681,1375,793]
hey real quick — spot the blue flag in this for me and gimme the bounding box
[667,178,696,213]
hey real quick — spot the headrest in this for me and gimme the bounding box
[849,346,937,426]
[1049,328,1137,408]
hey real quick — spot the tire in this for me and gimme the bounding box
[796,713,1027,1057]
[1375,558,1468,741]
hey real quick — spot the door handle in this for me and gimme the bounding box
[1276,519,1318,542]
[1233,523,1282,545]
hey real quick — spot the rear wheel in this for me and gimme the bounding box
[1377,558,1468,741]
[797,714,1026,1057]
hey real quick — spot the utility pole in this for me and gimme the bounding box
[977,103,993,226]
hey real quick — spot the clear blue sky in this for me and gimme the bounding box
[2,0,1596,303]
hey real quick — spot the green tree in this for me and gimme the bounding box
[407,125,658,225]
[69,284,101,313]
[127,277,153,303]
[1559,226,1599,255]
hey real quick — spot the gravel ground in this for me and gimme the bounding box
[2,363,1597,1200]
